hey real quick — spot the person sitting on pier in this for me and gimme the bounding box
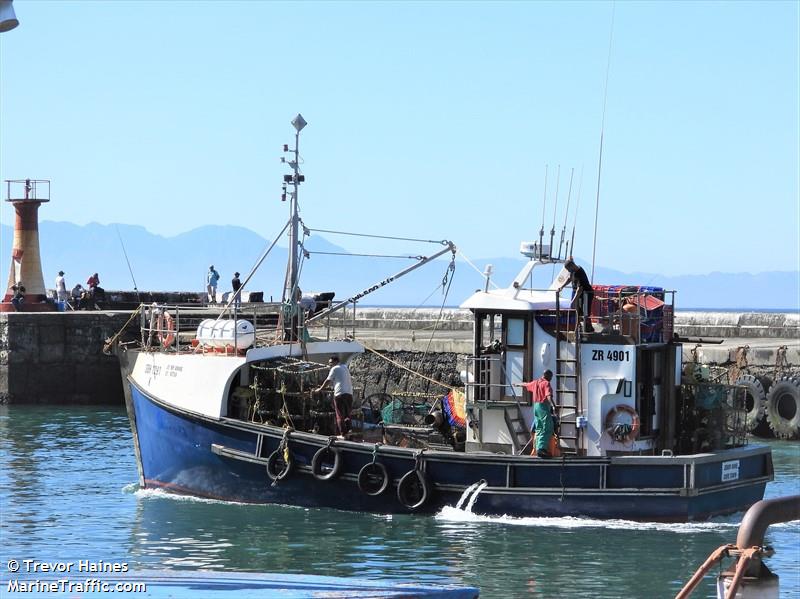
[10,283,25,311]
[86,273,105,305]
[514,370,556,458]
[558,258,595,333]
[70,284,83,308]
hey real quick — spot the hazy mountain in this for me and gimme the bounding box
[0,222,797,310]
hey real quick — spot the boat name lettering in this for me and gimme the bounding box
[591,350,630,362]
[143,364,182,378]
[347,275,397,303]
[721,460,740,482]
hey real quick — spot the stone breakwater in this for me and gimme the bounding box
[1,308,797,404]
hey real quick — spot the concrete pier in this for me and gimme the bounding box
[0,312,132,404]
[1,307,797,404]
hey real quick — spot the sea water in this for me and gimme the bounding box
[0,405,798,598]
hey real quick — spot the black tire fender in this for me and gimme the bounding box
[765,376,800,439]
[266,448,293,481]
[734,374,767,431]
[311,446,342,481]
[397,469,430,511]
[357,462,390,496]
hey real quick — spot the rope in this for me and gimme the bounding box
[102,305,143,354]
[361,344,456,392]
[307,228,447,245]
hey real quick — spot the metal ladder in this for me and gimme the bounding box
[496,358,532,455]
[504,404,532,455]
[554,293,581,455]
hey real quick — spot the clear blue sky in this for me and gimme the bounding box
[1,1,797,276]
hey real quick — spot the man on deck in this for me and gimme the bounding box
[514,370,555,458]
[316,356,354,438]
[558,258,595,333]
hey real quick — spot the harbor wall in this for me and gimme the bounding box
[0,312,133,405]
[0,308,797,405]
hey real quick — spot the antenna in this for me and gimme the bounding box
[591,3,615,283]
[538,165,547,260]
[570,164,584,258]
[558,168,574,260]
[549,165,560,258]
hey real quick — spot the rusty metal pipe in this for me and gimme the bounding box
[736,495,800,549]
[724,547,758,599]
[674,544,733,599]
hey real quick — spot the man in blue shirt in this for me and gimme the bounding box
[206,265,220,303]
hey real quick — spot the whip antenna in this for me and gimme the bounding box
[549,164,560,258]
[570,164,584,258]
[591,3,615,283]
[558,167,574,260]
[538,165,548,259]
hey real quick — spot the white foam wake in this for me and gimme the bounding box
[435,507,742,534]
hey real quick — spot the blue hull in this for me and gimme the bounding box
[128,381,771,522]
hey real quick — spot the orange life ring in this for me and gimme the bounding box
[157,311,176,348]
[604,404,640,443]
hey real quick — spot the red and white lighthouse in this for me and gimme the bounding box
[1,179,55,312]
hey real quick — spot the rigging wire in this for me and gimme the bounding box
[307,228,447,245]
[457,250,500,290]
[306,250,424,260]
[591,2,616,283]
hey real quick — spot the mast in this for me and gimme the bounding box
[284,113,307,304]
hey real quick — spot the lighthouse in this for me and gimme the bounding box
[1,179,55,312]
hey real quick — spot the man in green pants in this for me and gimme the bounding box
[514,370,555,458]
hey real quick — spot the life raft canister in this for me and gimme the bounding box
[604,404,640,444]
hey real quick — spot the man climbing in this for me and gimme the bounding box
[558,258,595,333]
[514,370,556,458]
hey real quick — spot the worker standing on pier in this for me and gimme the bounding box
[55,271,67,303]
[231,272,242,309]
[207,265,219,304]
[514,370,555,458]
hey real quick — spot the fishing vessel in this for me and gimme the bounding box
[115,115,772,522]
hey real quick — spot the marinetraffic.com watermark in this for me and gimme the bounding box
[4,559,146,594]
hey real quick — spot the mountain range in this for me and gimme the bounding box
[0,221,797,310]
